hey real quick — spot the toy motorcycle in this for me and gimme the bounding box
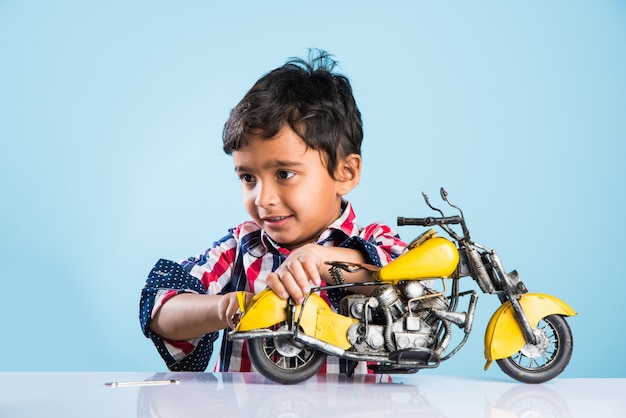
[229,188,575,384]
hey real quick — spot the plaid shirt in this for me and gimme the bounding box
[140,201,406,373]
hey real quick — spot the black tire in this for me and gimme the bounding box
[496,314,573,384]
[247,323,327,385]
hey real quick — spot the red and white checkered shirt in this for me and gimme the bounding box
[140,201,407,374]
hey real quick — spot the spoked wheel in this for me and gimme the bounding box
[497,314,573,384]
[247,323,327,385]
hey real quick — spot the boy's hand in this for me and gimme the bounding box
[218,291,254,329]
[266,244,323,304]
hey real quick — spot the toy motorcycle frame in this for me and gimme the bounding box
[229,188,575,384]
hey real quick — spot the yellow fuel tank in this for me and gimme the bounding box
[376,236,459,283]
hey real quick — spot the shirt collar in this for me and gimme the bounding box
[318,200,359,241]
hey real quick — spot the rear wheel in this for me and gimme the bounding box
[247,323,327,385]
[496,315,573,384]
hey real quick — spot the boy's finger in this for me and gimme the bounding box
[285,260,311,293]
[267,273,289,300]
[300,260,321,286]
[283,276,305,305]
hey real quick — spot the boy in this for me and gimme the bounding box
[139,50,407,374]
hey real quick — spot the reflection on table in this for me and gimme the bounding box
[138,372,444,417]
[1,372,623,418]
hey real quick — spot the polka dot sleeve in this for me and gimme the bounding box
[139,259,218,371]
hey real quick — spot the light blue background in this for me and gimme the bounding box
[1,1,624,378]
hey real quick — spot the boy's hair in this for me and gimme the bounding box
[222,49,363,178]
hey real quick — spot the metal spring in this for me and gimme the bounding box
[329,265,345,285]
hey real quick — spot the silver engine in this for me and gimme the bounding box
[341,283,449,354]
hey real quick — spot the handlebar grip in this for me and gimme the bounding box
[397,216,462,226]
[397,217,428,226]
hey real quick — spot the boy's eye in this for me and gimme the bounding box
[240,174,255,183]
[277,170,295,180]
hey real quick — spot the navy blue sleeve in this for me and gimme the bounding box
[339,236,384,266]
[139,258,219,371]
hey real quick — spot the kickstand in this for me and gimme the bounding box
[345,360,359,378]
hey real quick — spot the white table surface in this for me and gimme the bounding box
[0,371,623,417]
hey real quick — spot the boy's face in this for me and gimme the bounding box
[232,126,357,250]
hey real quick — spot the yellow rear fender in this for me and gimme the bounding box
[234,289,357,349]
[484,293,576,369]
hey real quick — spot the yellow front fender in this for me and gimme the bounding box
[234,289,357,350]
[484,293,576,369]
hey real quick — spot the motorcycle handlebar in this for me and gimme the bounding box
[397,215,462,226]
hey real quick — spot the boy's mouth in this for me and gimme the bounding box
[261,215,291,228]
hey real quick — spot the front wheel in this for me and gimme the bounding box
[247,323,327,385]
[496,314,573,384]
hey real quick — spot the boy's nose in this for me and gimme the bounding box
[254,182,278,207]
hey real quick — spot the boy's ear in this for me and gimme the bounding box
[336,154,362,195]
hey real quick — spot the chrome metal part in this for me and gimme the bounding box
[347,324,385,352]
[520,328,550,359]
[433,310,467,328]
[405,315,422,331]
[394,332,429,350]
[366,327,385,350]
[340,295,374,321]
[373,285,400,308]
[400,281,425,299]
[272,325,306,357]
[434,320,452,357]
[467,246,495,293]
[294,333,346,357]
[490,250,538,345]
[229,329,291,341]
[464,293,478,334]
